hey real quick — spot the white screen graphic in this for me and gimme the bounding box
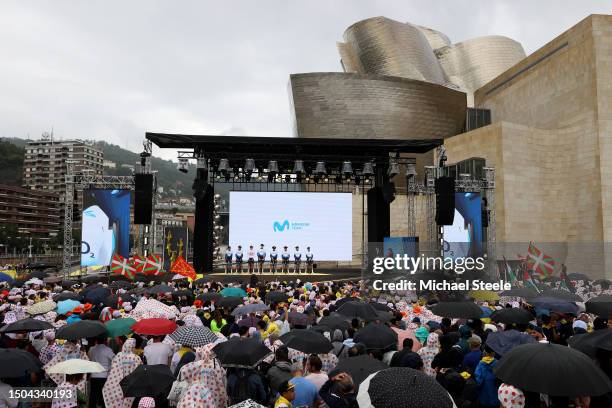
[229,192,352,261]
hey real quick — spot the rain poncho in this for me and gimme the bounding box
[44,342,89,392]
[102,338,142,408]
[177,345,227,408]
[417,332,439,377]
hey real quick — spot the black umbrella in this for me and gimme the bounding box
[535,289,583,302]
[369,302,392,312]
[543,276,563,283]
[490,308,534,325]
[147,284,173,294]
[27,270,49,279]
[337,301,378,320]
[61,280,78,288]
[280,329,333,354]
[529,297,579,315]
[354,322,398,350]
[109,280,133,290]
[212,337,271,368]
[0,349,41,377]
[1,318,53,333]
[585,295,612,317]
[430,301,483,319]
[485,329,536,356]
[127,287,146,296]
[196,292,222,303]
[329,355,387,385]
[287,311,309,326]
[105,294,135,308]
[120,364,174,397]
[568,273,590,281]
[335,297,362,307]
[500,288,539,298]
[318,314,350,331]
[357,367,454,408]
[494,343,612,397]
[237,316,261,328]
[568,329,612,357]
[592,279,611,287]
[266,291,290,304]
[56,320,107,341]
[53,291,82,302]
[83,286,111,305]
[81,274,104,284]
[172,289,194,301]
[109,274,131,282]
[216,296,243,309]
[232,303,269,316]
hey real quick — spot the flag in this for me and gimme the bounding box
[559,264,576,293]
[170,255,196,280]
[526,242,556,278]
[144,254,163,275]
[503,257,518,284]
[110,254,136,280]
[131,255,147,274]
[522,267,540,293]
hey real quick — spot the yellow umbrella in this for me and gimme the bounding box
[46,359,104,375]
[468,290,500,302]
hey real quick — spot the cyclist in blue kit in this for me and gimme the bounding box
[269,246,278,273]
[293,246,302,273]
[224,246,233,273]
[305,246,314,273]
[235,245,244,273]
[281,246,290,273]
[257,244,266,273]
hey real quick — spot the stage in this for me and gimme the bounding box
[201,267,362,283]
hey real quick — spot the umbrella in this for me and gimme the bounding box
[568,273,590,280]
[494,343,612,396]
[237,316,261,328]
[132,318,177,336]
[169,326,218,347]
[0,272,13,283]
[369,302,392,312]
[81,275,104,284]
[280,329,333,354]
[229,400,266,408]
[212,337,271,368]
[529,297,579,315]
[0,349,41,377]
[196,292,221,303]
[172,290,194,302]
[53,291,82,302]
[194,278,207,285]
[127,287,146,296]
[28,270,49,279]
[543,276,563,283]
[592,279,611,287]
[357,367,454,408]
[56,320,107,340]
[120,364,174,398]
[26,300,57,315]
[24,278,44,286]
[490,308,534,325]
[231,303,269,316]
[287,311,309,326]
[430,301,483,319]
[57,299,82,315]
[485,329,536,356]
[535,289,583,303]
[217,296,243,309]
[500,288,539,298]
[46,359,104,374]
[147,284,173,294]
[109,280,133,290]
[318,314,350,331]
[1,318,53,333]
[480,306,493,318]
[337,301,379,320]
[336,297,361,307]
[266,291,289,304]
[105,318,136,338]
[568,329,612,357]
[468,290,500,302]
[172,274,187,281]
[83,286,111,305]
[105,294,135,308]
[61,280,78,288]
[354,322,398,350]
[329,355,387,385]
[43,276,62,284]
[220,287,247,298]
[585,295,612,317]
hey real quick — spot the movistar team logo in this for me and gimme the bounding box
[273,220,290,232]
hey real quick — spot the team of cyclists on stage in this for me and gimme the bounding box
[223,244,314,273]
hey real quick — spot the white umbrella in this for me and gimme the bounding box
[25,278,44,286]
[46,359,105,375]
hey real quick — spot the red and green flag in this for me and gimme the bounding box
[144,254,163,276]
[526,242,556,278]
[110,254,137,280]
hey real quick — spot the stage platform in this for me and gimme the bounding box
[202,268,362,284]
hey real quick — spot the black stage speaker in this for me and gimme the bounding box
[134,174,153,225]
[193,184,214,274]
[435,176,455,225]
[367,186,390,243]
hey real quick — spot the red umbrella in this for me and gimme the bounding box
[132,318,177,336]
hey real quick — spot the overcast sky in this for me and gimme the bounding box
[1,1,611,159]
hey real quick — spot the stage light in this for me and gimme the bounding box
[267,160,279,175]
[217,159,230,174]
[244,159,255,174]
[177,158,189,173]
[341,161,353,178]
[406,163,417,179]
[293,160,305,174]
[388,158,399,178]
[315,161,326,176]
[362,162,374,177]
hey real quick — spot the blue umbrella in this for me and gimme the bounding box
[220,287,247,298]
[530,297,579,315]
[0,273,13,283]
[480,306,493,317]
[57,299,82,315]
[485,329,536,356]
